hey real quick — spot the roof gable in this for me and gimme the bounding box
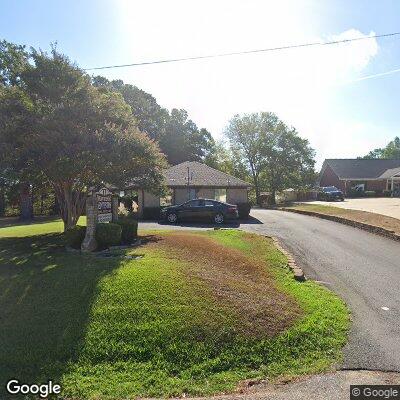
[322,159,400,179]
[165,161,250,187]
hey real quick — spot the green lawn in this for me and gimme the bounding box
[0,219,349,399]
[0,216,86,237]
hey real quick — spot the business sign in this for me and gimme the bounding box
[96,187,112,223]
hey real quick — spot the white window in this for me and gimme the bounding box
[214,188,227,203]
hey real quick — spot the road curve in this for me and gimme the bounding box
[241,209,400,371]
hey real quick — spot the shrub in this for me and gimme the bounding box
[143,207,163,220]
[65,225,86,249]
[116,218,138,244]
[347,189,365,198]
[383,190,392,197]
[364,190,376,197]
[95,223,122,248]
[236,202,251,219]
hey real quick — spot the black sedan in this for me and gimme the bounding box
[160,198,239,224]
[317,186,344,201]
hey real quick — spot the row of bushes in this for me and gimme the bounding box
[142,202,252,220]
[347,189,392,198]
[65,217,138,250]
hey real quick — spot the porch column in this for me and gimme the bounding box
[392,177,394,197]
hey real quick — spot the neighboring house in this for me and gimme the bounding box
[136,161,251,217]
[318,159,400,195]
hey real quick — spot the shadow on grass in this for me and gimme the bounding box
[0,232,122,396]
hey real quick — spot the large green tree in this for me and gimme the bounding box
[225,112,315,204]
[160,109,215,165]
[361,137,400,159]
[92,76,216,165]
[0,47,166,230]
[93,77,168,142]
[0,40,34,219]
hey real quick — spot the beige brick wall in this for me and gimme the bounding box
[174,188,189,204]
[144,191,160,207]
[138,190,160,217]
[227,188,248,204]
[137,187,248,214]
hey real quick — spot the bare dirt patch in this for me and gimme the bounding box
[153,232,303,338]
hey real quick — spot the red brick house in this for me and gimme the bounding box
[318,159,400,195]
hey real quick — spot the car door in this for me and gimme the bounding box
[180,199,203,221]
[203,200,216,219]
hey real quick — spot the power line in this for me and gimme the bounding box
[84,31,400,71]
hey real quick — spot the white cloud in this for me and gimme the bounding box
[97,1,385,168]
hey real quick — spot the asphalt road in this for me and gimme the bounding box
[242,209,400,372]
[141,209,400,371]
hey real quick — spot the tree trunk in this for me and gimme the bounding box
[0,189,5,217]
[249,164,261,205]
[270,189,276,205]
[19,182,33,221]
[53,182,86,231]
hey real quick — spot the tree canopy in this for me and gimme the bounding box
[225,112,315,204]
[92,76,217,166]
[361,136,400,159]
[0,47,166,229]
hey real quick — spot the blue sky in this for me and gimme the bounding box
[1,0,400,166]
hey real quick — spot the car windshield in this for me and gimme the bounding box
[324,186,339,192]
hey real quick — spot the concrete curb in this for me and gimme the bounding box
[269,236,306,282]
[280,207,400,242]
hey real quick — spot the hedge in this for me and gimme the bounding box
[95,223,122,249]
[65,225,86,249]
[116,218,138,244]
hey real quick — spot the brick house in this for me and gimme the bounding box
[135,161,251,217]
[318,159,400,195]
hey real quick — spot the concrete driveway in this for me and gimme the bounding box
[140,209,400,372]
[309,197,400,219]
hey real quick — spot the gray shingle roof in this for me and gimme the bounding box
[165,161,251,188]
[378,166,400,179]
[323,159,400,179]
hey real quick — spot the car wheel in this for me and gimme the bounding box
[214,213,224,224]
[167,212,178,223]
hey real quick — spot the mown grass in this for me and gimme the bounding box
[0,216,86,237]
[0,220,349,399]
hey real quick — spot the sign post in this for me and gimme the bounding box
[81,186,117,252]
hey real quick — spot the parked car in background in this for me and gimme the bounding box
[160,198,239,224]
[317,186,344,201]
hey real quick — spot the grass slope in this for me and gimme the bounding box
[0,220,349,398]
